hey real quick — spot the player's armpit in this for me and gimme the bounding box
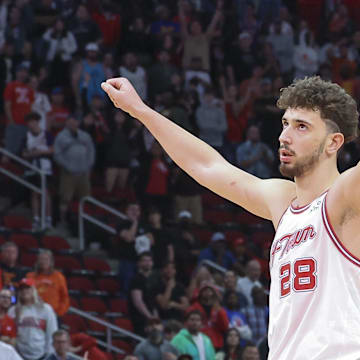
[200,160,295,226]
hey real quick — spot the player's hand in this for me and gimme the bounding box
[101,78,145,118]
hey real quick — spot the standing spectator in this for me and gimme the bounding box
[232,238,251,278]
[128,252,158,336]
[0,288,16,346]
[134,318,180,360]
[151,261,189,321]
[48,87,70,136]
[42,18,77,87]
[266,19,294,79]
[150,5,179,37]
[22,112,54,230]
[198,232,235,270]
[8,278,58,360]
[236,125,274,179]
[119,52,147,100]
[104,110,131,193]
[215,328,244,360]
[171,310,216,360]
[223,271,248,309]
[0,242,26,289]
[26,250,70,317]
[72,42,105,109]
[46,329,77,360]
[242,287,269,344]
[54,115,95,227]
[188,283,229,350]
[30,74,52,131]
[236,260,262,306]
[3,63,34,155]
[0,341,22,360]
[195,87,227,152]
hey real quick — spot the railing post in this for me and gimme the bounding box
[79,198,85,250]
[106,327,112,353]
[40,173,47,230]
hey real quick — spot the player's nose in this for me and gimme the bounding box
[278,126,292,144]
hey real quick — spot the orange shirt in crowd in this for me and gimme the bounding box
[26,271,70,316]
[0,314,17,339]
[3,81,34,125]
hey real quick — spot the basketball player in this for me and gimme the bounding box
[101,76,360,359]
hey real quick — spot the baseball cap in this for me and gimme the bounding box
[85,42,99,52]
[178,210,192,219]
[19,278,35,288]
[233,237,245,247]
[238,31,251,41]
[211,232,225,242]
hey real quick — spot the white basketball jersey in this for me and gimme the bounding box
[268,191,360,360]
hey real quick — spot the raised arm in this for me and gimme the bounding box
[101,78,295,225]
[206,0,223,37]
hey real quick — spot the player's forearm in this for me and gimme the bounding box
[133,105,224,187]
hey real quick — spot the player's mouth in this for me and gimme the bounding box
[279,149,294,163]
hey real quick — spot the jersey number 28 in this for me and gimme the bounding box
[279,257,317,297]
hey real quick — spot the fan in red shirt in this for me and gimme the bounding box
[0,288,16,346]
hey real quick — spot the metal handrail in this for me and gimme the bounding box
[200,259,227,273]
[0,147,47,230]
[79,196,128,250]
[68,306,145,353]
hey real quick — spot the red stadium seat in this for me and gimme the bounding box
[42,235,70,251]
[80,297,108,314]
[69,296,80,308]
[251,231,274,246]
[112,340,134,354]
[4,215,32,230]
[109,298,128,315]
[54,255,82,271]
[96,278,121,295]
[20,252,37,268]
[62,314,87,333]
[83,257,111,273]
[0,235,6,246]
[204,210,235,224]
[68,276,95,293]
[191,228,213,246]
[10,233,39,249]
[87,317,107,334]
[114,318,134,333]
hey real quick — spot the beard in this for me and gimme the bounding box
[279,138,326,179]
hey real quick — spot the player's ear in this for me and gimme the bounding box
[326,132,344,155]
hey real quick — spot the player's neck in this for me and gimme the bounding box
[293,159,340,207]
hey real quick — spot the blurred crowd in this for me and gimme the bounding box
[1,0,360,359]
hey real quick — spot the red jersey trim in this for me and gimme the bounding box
[290,189,329,214]
[322,195,360,268]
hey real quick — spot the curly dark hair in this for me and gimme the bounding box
[277,76,359,143]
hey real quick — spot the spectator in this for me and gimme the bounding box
[71,42,105,109]
[8,278,58,360]
[104,110,131,193]
[119,52,147,100]
[54,115,95,227]
[257,334,269,360]
[151,261,189,321]
[26,250,70,317]
[22,112,54,230]
[0,288,16,346]
[134,318,180,360]
[188,283,229,350]
[128,252,158,336]
[236,260,262,306]
[70,333,108,360]
[242,287,269,344]
[3,63,34,155]
[215,328,243,360]
[231,238,251,277]
[46,329,77,360]
[0,341,22,360]
[240,342,260,360]
[187,266,215,301]
[0,242,26,289]
[150,5,179,37]
[223,291,252,342]
[48,87,70,136]
[42,17,77,87]
[236,125,274,179]
[223,271,248,309]
[171,309,215,360]
[30,74,52,131]
[195,87,227,152]
[198,232,235,270]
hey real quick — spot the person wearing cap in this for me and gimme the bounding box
[0,288,16,346]
[134,317,179,360]
[187,283,229,350]
[236,125,274,179]
[171,309,215,360]
[198,232,236,269]
[8,277,58,360]
[3,62,34,155]
[71,42,105,108]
